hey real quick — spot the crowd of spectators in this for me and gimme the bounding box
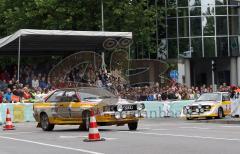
[0,64,52,103]
[0,64,239,103]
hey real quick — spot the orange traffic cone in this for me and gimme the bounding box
[84,110,105,142]
[3,108,15,130]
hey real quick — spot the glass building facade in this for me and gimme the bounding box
[165,0,240,59]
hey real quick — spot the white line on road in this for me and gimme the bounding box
[121,131,240,142]
[179,127,210,130]
[0,131,39,135]
[59,135,118,140]
[221,126,240,128]
[151,129,170,131]
[0,135,104,154]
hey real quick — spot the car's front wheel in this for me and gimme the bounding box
[79,111,90,131]
[217,108,224,119]
[128,121,138,131]
[40,113,54,131]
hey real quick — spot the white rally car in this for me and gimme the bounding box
[181,92,232,120]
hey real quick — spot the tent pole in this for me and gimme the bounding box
[101,0,105,70]
[101,0,104,31]
[17,36,21,81]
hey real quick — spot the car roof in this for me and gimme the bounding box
[56,87,99,91]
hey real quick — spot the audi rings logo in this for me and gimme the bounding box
[103,38,118,50]
[103,38,133,50]
[118,38,133,48]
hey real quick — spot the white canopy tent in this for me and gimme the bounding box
[0,29,132,81]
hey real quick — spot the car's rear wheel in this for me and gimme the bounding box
[217,108,224,119]
[40,113,54,131]
[79,111,90,131]
[128,121,138,131]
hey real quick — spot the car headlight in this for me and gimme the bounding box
[117,104,123,112]
[183,108,188,114]
[140,111,147,117]
[196,108,200,113]
[121,112,127,119]
[135,111,140,118]
[205,105,211,111]
[137,103,143,110]
[200,108,205,113]
[115,112,121,119]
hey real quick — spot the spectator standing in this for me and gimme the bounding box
[39,77,47,89]
[4,88,12,103]
[32,76,39,89]
[0,91,3,103]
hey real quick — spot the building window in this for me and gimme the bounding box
[179,38,190,55]
[167,19,177,38]
[228,0,239,5]
[190,7,201,16]
[204,37,215,57]
[190,17,202,36]
[217,37,228,57]
[168,39,178,58]
[229,6,239,15]
[189,0,201,6]
[178,8,189,17]
[215,6,227,15]
[178,18,189,37]
[167,0,177,7]
[229,16,239,35]
[203,16,215,36]
[230,37,240,56]
[178,0,188,7]
[216,16,228,35]
[215,0,227,5]
[202,0,216,6]
[202,6,215,16]
[191,38,203,58]
[167,8,177,17]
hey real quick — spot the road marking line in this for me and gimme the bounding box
[121,131,240,142]
[0,131,39,135]
[179,127,210,130]
[59,135,118,140]
[222,126,240,128]
[0,135,104,154]
[151,129,170,131]
[139,128,151,130]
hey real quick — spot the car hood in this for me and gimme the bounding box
[190,101,217,106]
[83,97,135,106]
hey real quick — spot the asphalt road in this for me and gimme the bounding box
[1,118,240,154]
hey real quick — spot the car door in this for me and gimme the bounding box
[46,90,70,119]
[65,90,82,119]
[222,93,231,115]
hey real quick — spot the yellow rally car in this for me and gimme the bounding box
[33,87,145,131]
[181,92,232,120]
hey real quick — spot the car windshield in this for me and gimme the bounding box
[76,87,116,100]
[196,93,221,102]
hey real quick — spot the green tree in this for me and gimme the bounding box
[0,0,165,57]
